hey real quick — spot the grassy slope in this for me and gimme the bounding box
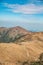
[0,41,43,65]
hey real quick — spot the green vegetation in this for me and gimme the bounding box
[31,53,43,65]
[0,31,25,43]
[21,53,43,65]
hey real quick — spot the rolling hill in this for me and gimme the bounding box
[0,41,43,65]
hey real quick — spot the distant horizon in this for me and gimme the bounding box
[0,24,43,32]
[0,0,43,32]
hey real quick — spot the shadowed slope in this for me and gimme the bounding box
[0,26,43,43]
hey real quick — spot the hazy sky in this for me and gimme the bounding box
[0,0,43,31]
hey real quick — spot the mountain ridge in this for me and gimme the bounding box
[0,26,43,43]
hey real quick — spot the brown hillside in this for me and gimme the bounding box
[0,26,43,43]
[0,41,43,65]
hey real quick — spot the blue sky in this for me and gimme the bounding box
[0,0,43,31]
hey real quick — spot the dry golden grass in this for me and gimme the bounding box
[0,41,43,65]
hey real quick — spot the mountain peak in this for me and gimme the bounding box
[0,26,43,43]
